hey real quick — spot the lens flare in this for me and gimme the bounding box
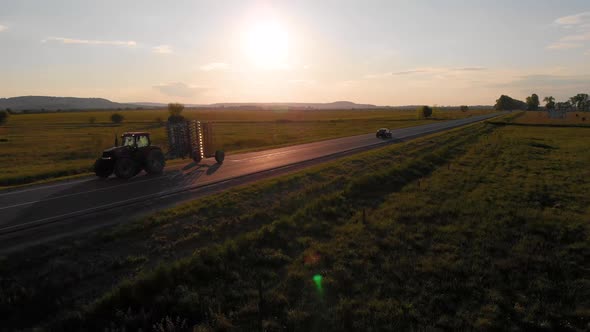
[313,274,323,294]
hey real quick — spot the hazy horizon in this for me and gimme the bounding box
[1,0,589,105]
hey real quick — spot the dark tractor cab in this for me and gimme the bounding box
[94,132,166,179]
[376,128,393,139]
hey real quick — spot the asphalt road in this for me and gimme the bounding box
[0,112,503,251]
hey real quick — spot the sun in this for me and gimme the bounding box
[242,19,289,69]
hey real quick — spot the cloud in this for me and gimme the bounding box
[392,69,427,76]
[555,12,590,26]
[288,79,316,85]
[152,45,172,54]
[452,67,487,71]
[546,42,583,50]
[364,72,393,79]
[153,82,207,97]
[549,12,590,50]
[561,32,590,41]
[43,37,137,47]
[364,70,424,78]
[199,62,230,71]
[365,66,486,79]
[0,24,6,32]
[491,74,590,90]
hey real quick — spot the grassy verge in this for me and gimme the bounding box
[0,109,490,187]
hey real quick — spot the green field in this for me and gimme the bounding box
[0,108,489,187]
[2,118,588,330]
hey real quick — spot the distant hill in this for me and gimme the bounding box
[204,101,379,110]
[0,96,136,111]
[1,95,493,112]
[131,101,378,110]
[130,101,493,110]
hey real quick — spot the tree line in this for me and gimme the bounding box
[495,93,589,111]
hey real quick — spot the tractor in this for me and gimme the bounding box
[94,132,165,179]
[94,120,225,179]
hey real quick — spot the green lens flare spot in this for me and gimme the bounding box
[313,274,323,291]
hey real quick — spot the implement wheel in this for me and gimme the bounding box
[192,149,202,164]
[215,150,225,164]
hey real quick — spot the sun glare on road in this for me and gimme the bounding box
[242,18,290,70]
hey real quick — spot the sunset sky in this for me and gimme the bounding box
[1,0,589,105]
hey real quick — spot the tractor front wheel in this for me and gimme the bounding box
[94,159,114,178]
[114,157,138,179]
[145,149,166,174]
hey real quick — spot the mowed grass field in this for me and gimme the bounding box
[0,108,489,187]
[2,118,589,330]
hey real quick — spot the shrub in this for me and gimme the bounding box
[0,110,8,125]
[111,113,124,124]
[417,106,433,118]
[168,103,185,123]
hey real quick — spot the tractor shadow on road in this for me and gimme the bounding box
[10,162,223,227]
[179,162,221,182]
[206,163,221,175]
[182,161,198,171]
[181,161,221,176]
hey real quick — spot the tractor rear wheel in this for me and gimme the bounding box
[94,159,113,178]
[145,149,166,174]
[215,150,225,164]
[114,157,137,179]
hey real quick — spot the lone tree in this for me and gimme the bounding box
[0,110,8,125]
[526,93,540,111]
[417,105,433,118]
[168,103,185,123]
[494,95,527,110]
[110,113,124,124]
[460,105,469,112]
[543,96,555,110]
